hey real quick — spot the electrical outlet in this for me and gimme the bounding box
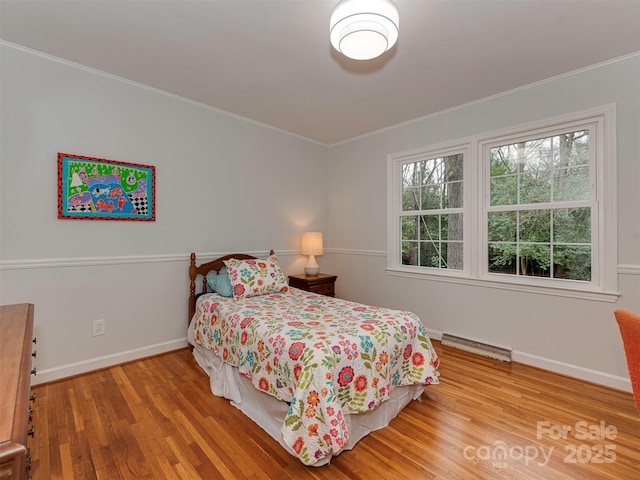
[92,319,105,336]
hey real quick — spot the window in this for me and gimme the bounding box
[401,152,465,270]
[485,129,592,281]
[387,106,618,301]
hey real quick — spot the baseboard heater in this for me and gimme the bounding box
[441,333,512,363]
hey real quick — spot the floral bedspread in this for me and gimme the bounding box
[193,288,439,465]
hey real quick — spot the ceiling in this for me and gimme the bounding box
[1,0,639,145]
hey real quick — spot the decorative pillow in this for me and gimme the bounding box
[206,268,234,297]
[205,271,218,292]
[213,270,234,297]
[224,254,289,299]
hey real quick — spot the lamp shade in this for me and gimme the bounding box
[301,232,323,256]
[330,0,399,60]
[301,232,323,276]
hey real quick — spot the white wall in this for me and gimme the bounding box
[0,44,329,383]
[2,43,638,391]
[328,54,640,391]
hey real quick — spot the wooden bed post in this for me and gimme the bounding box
[189,252,197,326]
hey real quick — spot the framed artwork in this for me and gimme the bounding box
[57,152,156,221]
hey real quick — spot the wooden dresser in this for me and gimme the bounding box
[0,304,36,480]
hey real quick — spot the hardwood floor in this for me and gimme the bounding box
[30,343,640,479]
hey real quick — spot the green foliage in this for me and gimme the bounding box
[401,134,591,279]
[487,132,591,281]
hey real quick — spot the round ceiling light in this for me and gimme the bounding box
[330,0,399,61]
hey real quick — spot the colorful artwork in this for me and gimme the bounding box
[58,153,155,221]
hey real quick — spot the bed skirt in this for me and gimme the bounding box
[188,319,423,466]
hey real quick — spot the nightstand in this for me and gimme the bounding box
[288,273,337,297]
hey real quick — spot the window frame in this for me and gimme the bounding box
[387,105,618,302]
[389,143,471,278]
[480,121,597,287]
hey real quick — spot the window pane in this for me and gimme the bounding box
[488,243,517,275]
[491,130,590,207]
[402,161,421,211]
[553,245,591,281]
[420,215,439,240]
[402,162,420,188]
[421,184,441,210]
[402,186,419,211]
[520,170,551,204]
[490,175,517,206]
[488,211,516,242]
[552,131,589,167]
[444,241,463,270]
[414,215,465,270]
[402,241,418,266]
[439,242,448,269]
[419,214,464,242]
[423,158,444,188]
[444,154,464,182]
[402,216,418,241]
[419,241,441,268]
[519,244,551,277]
[553,208,591,244]
[445,213,464,241]
[443,181,463,208]
[554,166,589,201]
[419,241,464,270]
[490,145,519,175]
[410,154,465,210]
[520,209,551,243]
[487,208,591,281]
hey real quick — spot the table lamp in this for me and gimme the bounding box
[301,232,323,276]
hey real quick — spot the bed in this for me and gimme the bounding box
[187,251,440,466]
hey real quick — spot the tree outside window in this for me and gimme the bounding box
[388,105,616,301]
[401,153,464,270]
[487,131,591,281]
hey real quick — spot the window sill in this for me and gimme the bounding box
[386,268,620,303]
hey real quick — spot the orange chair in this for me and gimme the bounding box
[614,309,640,412]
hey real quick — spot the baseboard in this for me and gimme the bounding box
[426,328,632,393]
[32,337,188,385]
[427,328,443,341]
[512,351,632,393]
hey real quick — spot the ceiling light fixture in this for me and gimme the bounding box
[329,0,399,61]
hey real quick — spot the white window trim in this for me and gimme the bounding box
[387,105,619,302]
[388,142,471,278]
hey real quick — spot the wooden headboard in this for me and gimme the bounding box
[188,250,275,324]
